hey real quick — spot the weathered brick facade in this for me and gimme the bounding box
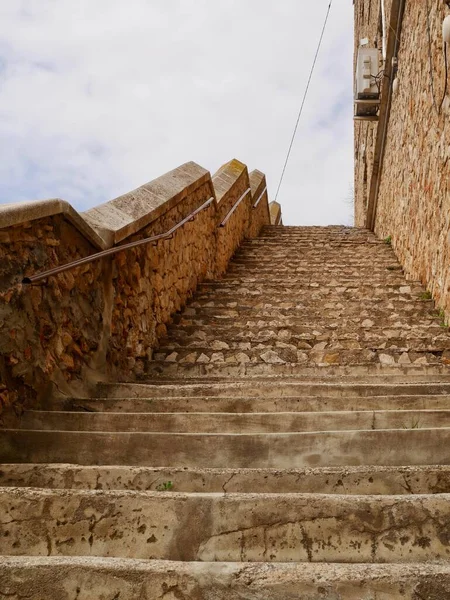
[354,0,450,321]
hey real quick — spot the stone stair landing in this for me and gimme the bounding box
[1,225,450,599]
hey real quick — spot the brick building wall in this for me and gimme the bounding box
[354,0,450,320]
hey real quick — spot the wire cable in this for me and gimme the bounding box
[274,0,333,203]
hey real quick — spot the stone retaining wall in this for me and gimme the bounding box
[354,0,450,321]
[0,214,108,414]
[0,160,276,413]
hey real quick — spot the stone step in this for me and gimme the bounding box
[188,294,432,308]
[230,263,400,271]
[176,315,442,331]
[189,297,430,310]
[181,323,443,338]
[261,225,371,232]
[231,251,396,258]
[167,322,446,335]
[247,234,383,241]
[222,273,407,282]
[237,242,394,250]
[198,282,424,294]
[236,247,391,255]
[167,324,445,342]
[188,293,434,307]
[2,557,450,600]
[2,488,450,563]
[151,348,447,368]
[45,394,450,414]
[245,231,384,238]
[175,325,444,344]
[147,357,447,378]
[233,254,397,262]
[249,241,384,246]
[243,241,385,246]
[221,271,408,281]
[161,332,449,351]
[177,316,442,331]
[232,247,395,255]
[187,308,437,323]
[182,299,438,314]
[214,279,416,289]
[228,259,401,267]
[258,231,381,240]
[189,289,436,302]
[163,338,448,355]
[157,345,449,360]
[17,409,450,433]
[97,379,450,399]
[229,267,403,276]
[238,243,393,250]
[3,428,450,467]
[3,464,450,495]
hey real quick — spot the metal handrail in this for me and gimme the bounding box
[22,197,215,284]
[219,188,251,227]
[252,186,267,209]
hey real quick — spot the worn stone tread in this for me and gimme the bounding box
[146,362,449,378]
[45,394,450,414]
[3,428,450,467]
[3,464,450,494]
[1,557,450,600]
[96,379,450,398]
[2,488,450,562]
[17,408,450,433]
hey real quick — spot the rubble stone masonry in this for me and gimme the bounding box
[0,160,275,414]
[354,0,450,320]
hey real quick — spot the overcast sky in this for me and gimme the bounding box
[0,1,354,226]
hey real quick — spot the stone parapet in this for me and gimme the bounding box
[0,160,275,412]
[269,201,282,225]
[0,198,108,249]
[83,162,212,245]
[214,159,252,276]
[248,170,270,239]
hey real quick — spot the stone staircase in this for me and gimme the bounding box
[1,225,450,599]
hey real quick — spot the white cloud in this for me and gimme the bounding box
[0,0,354,225]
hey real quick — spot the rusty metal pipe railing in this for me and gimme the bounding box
[219,188,251,227]
[22,197,215,284]
[252,186,267,209]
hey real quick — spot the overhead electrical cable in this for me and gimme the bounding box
[274,0,334,203]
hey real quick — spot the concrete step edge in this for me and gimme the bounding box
[1,556,450,599]
[2,488,450,563]
[4,428,450,467]
[3,463,450,494]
